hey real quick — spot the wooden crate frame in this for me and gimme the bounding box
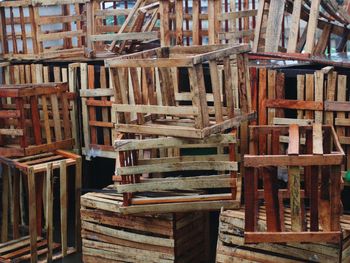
[0,150,82,263]
[81,190,210,263]
[0,63,81,152]
[0,82,75,157]
[106,44,254,139]
[86,0,160,57]
[244,124,344,244]
[113,132,241,214]
[159,0,258,46]
[0,0,88,60]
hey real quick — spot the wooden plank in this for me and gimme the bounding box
[287,124,299,155]
[252,0,266,52]
[289,166,302,232]
[314,70,324,123]
[1,166,9,242]
[264,0,285,52]
[313,123,323,155]
[304,0,321,53]
[28,167,37,263]
[75,157,82,252]
[46,163,53,262]
[287,0,302,52]
[60,160,67,256]
[209,61,223,123]
[245,232,341,243]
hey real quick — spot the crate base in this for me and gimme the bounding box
[81,188,210,263]
[0,236,76,262]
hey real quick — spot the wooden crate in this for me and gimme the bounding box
[81,189,210,263]
[106,44,254,139]
[86,0,160,57]
[252,66,350,176]
[0,63,81,152]
[0,0,88,60]
[113,132,241,214]
[0,150,82,262]
[159,0,258,46]
[0,82,75,157]
[253,0,350,54]
[244,124,344,243]
[216,208,350,263]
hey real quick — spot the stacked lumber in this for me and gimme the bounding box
[159,0,258,46]
[216,208,350,263]
[253,0,350,54]
[86,0,160,57]
[81,189,210,262]
[244,124,344,243]
[0,0,88,60]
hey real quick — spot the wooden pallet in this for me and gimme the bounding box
[0,82,76,157]
[0,0,88,60]
[253,0,350,54]
[0,236,76,263]
[159,0,258,46]
[81,189,210,263]
[113,132,241,214]
[86,0,160,57]
[216,208,350,263]
[106,44,254,139]
[244,124,344,243]
[0,150,82,263]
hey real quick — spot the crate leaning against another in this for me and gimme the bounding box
[105,44,254,139]
[113,131,241,214]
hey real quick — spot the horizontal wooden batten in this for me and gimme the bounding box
[117,176,235,193]
[266,99,323,111]
[244,232,342,244]
[244,154,344,167]
[113,104,199,116]
[116,161,238,176]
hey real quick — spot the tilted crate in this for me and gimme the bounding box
[106,44,254,139]
[86,0,160,57]
[244,124,344,244]
[0,82,75,157]
[113,131,241,214]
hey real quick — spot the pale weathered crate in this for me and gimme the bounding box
[0,82,75,157]
[244,124,344,244]
[86,0,160,57]
[106,44,254,139]
[159,0,258,46]
[81,189,210,263]
[0,150,82,262]
[113,131,241,214]
[0,0,89,60]
[216,208,350,263]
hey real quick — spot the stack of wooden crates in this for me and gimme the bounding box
[79,43,255,262]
